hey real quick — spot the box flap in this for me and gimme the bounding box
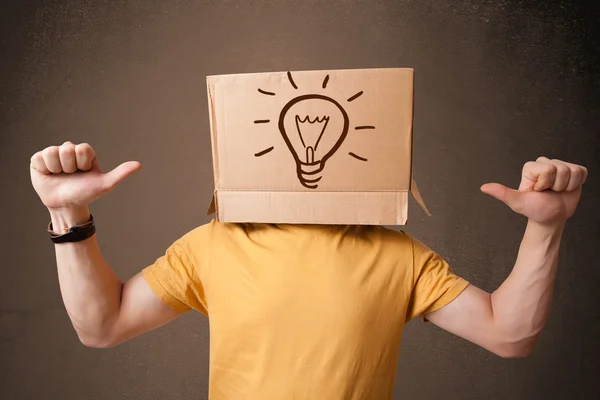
[410,179,431,216]
[206,194,216,216]
[206,184,430,222]
[213,190,408,225]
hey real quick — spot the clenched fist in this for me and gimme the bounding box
[30,141,141,212]
[481,157,588,225]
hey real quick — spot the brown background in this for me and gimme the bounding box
[1,1,599,399]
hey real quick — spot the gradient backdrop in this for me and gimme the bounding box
[1,1,599,399]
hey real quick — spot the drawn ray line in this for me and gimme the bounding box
[258,88,276,96]
[349,152,368,162]
[322,74,330,89]
[255,147,275,157]
[347,91,363,102]
[254,119,270,124]
[287,71,298,89]
[355,125,375,130]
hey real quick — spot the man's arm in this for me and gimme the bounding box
[425,157,587,358]
[51,207,182,348]
[31,142,182,348]
[425,219,562,358]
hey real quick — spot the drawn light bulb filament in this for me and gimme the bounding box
[295,115,330,164]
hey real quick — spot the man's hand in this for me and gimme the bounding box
[480,157,588,224]
[30,141,142,212]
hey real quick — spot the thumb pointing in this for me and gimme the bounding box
[480,183,525,214]
[101,161,142,193]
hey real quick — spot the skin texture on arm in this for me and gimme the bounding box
[52,209,182,348]
[32,142,183,348]
[424,157,587,358]
[425,220,562,358]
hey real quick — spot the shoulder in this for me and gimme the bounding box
[373,226,413,246]
[370,227,440,264]
[174,219,253,246]
[175,219,224,241]
[162,220,236,266]
[321,225,415,257]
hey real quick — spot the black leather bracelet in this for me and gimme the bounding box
[48,214,96,244]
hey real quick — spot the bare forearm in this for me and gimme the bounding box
[491,219,564,350]
[51,207,123,345]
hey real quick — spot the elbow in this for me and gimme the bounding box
[77,331,120,349]
[79,336,116,349]
[80,337,119,349]
[73,314,123,348]
[495,345,533,359]
[492,338,537,359]
[82,340,117,349]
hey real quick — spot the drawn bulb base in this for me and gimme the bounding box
[297,159,325,189]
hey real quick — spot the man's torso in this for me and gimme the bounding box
[143,221,468,399]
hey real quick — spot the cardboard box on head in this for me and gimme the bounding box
[206,68,431,225]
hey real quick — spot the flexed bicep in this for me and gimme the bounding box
[100,272,184,348]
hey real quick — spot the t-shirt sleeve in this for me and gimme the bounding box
[142,232,209,316]
[405,235,469,322]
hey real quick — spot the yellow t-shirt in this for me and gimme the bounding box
[143,220,469,400]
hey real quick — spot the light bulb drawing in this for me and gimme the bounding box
[254,71,375,189]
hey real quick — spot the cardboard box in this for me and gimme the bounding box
[206,68,430,225]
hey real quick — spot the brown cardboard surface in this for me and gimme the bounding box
[206,68,428,224]
[216,191,409,225]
